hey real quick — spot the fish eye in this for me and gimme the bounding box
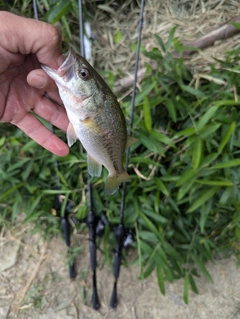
[77,68,91,81]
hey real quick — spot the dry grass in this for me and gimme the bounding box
[87,0,240,77]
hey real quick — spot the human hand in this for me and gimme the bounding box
[0,11,69,156]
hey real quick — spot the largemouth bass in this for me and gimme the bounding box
[42,48,137,194]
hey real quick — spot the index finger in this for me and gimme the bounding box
[0,11,62,69]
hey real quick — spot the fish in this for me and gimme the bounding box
[41,48,137,195]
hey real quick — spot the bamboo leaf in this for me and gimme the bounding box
[187,187,219,213]
[176,169,196,186]
[211,159,240,169]
[143,96,152,131]
[155,179,170,196]
[138,133,164,155]
[218,122,235,153]
[180,85,206,98]
[0,182,24,201]
[199,123,221,139]
[138,211,160,239]
[166,99,177,122]
[157,266,165,295]
[195,179,233,186]
[173,127,196,139]
[191,254,212,281]
[219,186,234,205]
[47,0,71,24]
[177,178,196,201]
[189,274,199,294]
[154,34,166,52]
[183,274,189,304]
[151,130,176,148]
[196,105,218,131]
[166,26,177,50]
[192,138,203,169]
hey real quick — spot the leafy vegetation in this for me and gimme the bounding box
[1,0,240,303]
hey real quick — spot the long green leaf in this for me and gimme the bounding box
[154,34,166,52]
[151,130,176,148]
[173,127,195,139]
[183,274,189,304]
[143,96,152,131]
[138,211,160,239]
[157,266,165,295]
[211,159,240,169]
[0,183,24,201]
[192,138,203,169]
[176,168,196,186]
[187,187,219,213]
[181,85,206,98]
[166,26,177,50]
[189,274,199,294]
[199,123,221,139]
[155,179,170,196]
[218,122,235,153]
[195,179,233,186]
[191,254,212,281]
[196,105,218,131]
[177,178,196,201]
[166,99,177,122]
[47,0,71,24]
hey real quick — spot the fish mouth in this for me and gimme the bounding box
[41,48,77,83]
[58,48,76,80]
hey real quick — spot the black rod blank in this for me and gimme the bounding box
[78,0,99,309]
[110,0,145,308]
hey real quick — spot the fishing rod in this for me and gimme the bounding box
[33,0,145,310]
[33,0,76,280]
[78,0,101,310]
[110,0,145,308]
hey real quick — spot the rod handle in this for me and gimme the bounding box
[61,218,70,247]
[113,253,121,279]
[69,262,76,279]
[110,281,117,308]
[92,287,100,310]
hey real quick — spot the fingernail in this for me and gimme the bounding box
[36,74,47,88]
[28,73,46,89]
[57,55,65,67]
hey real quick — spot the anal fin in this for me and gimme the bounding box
[87,154,102,177]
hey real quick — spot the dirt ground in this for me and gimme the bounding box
[1,220,240,319]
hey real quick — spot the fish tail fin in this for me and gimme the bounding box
[105,170,131,195]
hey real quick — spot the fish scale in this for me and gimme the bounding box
[42,48,137,194]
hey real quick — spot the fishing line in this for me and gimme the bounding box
[32,0,145,310]
[78,0,100,310]
[78,0,85,57]
[120,0,145,223]
[77,0,93,217]
[32,0,75,279]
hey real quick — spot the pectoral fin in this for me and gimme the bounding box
[87,154,102,177]
[67,122,78,147]
[126,135,138,149]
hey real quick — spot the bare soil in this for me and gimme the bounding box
[1,221,240,319]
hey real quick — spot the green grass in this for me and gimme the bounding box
[2,1,240,303]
